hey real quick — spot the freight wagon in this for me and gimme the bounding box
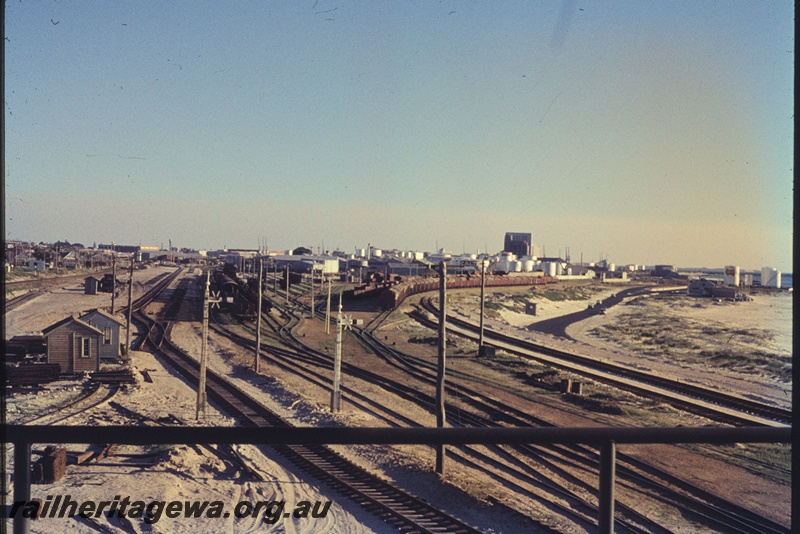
[380,274,558,310]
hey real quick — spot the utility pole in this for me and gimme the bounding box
[255,258,263,373]
[325,274,332,335]
[435,261,447,475]
[331,292,362,412]
[111,254,117,314]
[479,259,486,356]
[125,259,134,352]
[197,270,221,419]
[285,265,290,305]
[310,265,315,318]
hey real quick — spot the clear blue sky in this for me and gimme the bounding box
[4,1,794,271]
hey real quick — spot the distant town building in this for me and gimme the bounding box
[27,259,51,271]
[503,232,532,258]
[653,265,676,277]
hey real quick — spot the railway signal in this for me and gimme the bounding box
[197,270,222,420]
[331,293,362,412]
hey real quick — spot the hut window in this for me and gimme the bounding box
[81,337,91,358]
[104,327,112,345]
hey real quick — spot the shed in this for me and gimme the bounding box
[79,309,127,359]
[687,279,716,297]
[42,316,103,373]
[84,276,101,295]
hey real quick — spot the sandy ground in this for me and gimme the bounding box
[3,269,535,533]
[3,273,791,533]
[448,283,792,410]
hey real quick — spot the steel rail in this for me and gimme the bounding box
[227,298,789,533]
[416,297,791,425]
[126,272,483,534]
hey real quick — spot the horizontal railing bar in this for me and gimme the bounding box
[4,425,790,446]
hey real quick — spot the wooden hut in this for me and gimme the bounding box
[84,276,101,295]
[42,316,102,373]
[79,309,127,359]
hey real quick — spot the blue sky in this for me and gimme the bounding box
[4,1,794,271]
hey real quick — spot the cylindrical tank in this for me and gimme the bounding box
[545,262,557,277]
[724,265,740,287]
[522,260,534,272]
[608,263,616,272]
[761,267,781,288]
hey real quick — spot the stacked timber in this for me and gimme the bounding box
[4,364,61,386]
[89,369,136,384]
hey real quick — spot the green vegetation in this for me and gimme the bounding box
[588,303,791,382]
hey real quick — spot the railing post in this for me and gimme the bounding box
[598,440,616,534]
[13,440,31,534]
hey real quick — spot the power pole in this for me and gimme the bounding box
[325,274,332,335]
[479,259,486,356]
[285,265,290,305]
[331,292,362,412]
[255,258,263,373]
[197,270,221,419]
[111,254,116,314]
[125,259,134,352]
[435,261,447,475]
[310,265,315,318]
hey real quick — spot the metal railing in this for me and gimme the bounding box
[4,425,791,534]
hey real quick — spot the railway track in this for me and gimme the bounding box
[4,289,43,312]
[214,289,790,533]
[130,270,483,533]
[416,296,791,426]
[20,383,121,426]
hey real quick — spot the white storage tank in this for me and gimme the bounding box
[544,262,557,277]
[522,260,535,272]
[761,267,781,288]
[724,265,740,287]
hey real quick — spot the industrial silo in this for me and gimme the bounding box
[724,266,740,287]
[761,267,781,288]
[522,259,535,272]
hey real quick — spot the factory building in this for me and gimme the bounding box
[653,265,676,277]
[503,232,532,259]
